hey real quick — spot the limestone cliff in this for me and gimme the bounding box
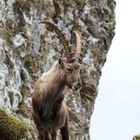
[0,0,116,139]
[133,134,140,140]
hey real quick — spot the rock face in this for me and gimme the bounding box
[133,134,140,140]
[0,0,116,139]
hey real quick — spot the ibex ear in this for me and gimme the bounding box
[58,58,64,68]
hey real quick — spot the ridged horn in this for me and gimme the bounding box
[40,21,71,59]
[73,30,82,62]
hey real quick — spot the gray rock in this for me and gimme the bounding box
[0,0,116,139]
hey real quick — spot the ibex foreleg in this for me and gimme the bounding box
[60,117,69,140]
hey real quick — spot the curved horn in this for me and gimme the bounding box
[73,30,82,61]
[40,21,71,59]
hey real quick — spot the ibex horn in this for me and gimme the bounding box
[40,21,71,59]
[73,30,82,62]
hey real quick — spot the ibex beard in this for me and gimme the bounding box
[32,22,82,140]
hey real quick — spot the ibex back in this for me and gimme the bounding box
[32,22,83,140]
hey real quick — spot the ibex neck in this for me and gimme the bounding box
[45,68,66,111]
[47,62,66,94]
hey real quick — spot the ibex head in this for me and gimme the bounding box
[40,22,83,90]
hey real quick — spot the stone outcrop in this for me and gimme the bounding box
[133,134,140,140]
[0,0,116,139]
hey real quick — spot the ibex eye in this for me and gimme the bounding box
[67,68,73,73]
[69,58,75,63]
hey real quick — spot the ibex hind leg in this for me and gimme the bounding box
[51,130,57,140]
[45,131,51,140]
[32,112,46,140]
[38,129,45,140]
[60,118,69,140]
[36,123,46,140]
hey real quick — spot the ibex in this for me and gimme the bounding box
[32,21,83,140]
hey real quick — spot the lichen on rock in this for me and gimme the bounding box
[0,0,116,139]
[0,107,28,140]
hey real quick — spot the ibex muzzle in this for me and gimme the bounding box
[32,22,83,140]
[64,61,82,91]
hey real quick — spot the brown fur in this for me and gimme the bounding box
[32,59,81,140]
[33,22,82,140]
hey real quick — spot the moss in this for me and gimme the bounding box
[8,91,14,106]
[24,56,32,72]
[0,76,2,80]
[74,0,86,5]
[18,101,32,118]
[21,84,30,98]
[0,107,28,140]
[24,56,40,75]
[18,102,26,114]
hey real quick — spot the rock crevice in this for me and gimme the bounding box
[0,0,116,139]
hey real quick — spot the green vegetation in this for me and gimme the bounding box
[8,91,14,106]
[74,0,86,5]
[24,56,32,73]
[0,107,28,140]
[21,84,30,98]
